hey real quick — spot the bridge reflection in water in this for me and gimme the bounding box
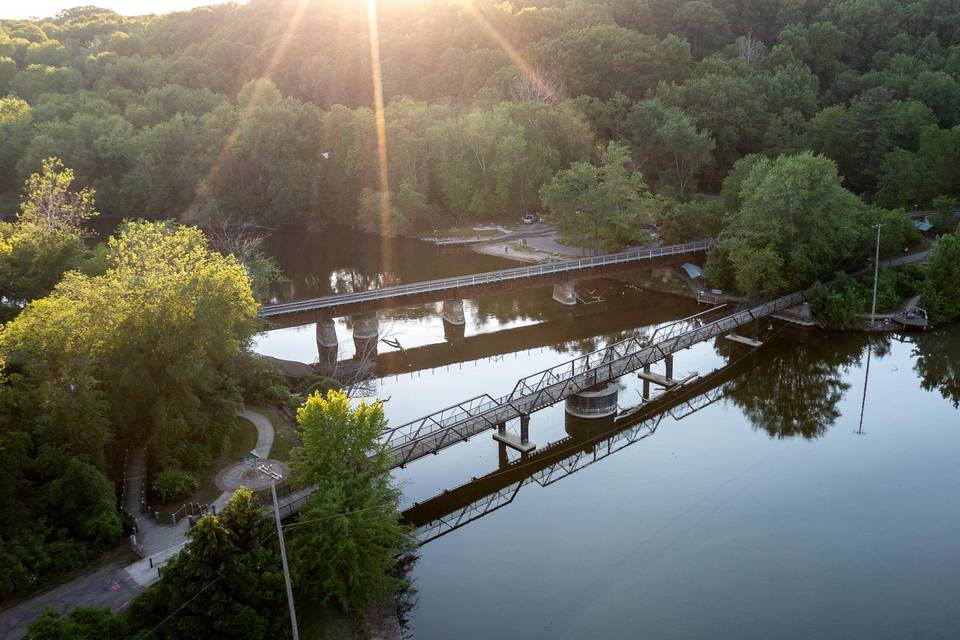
[403,356,747,544]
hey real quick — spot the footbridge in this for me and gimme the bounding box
[266,290,805,522]
[259,240,710,326]
[404,357,744,543]
[382,290,807,467]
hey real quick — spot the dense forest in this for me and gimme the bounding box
[0,0,959,237]
[3,0,960,621]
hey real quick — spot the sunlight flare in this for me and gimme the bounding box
[462,0,560,103]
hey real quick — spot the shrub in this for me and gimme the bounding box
[810,274,866,326]
[152,468,198,503]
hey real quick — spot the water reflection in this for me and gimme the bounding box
[403,361,740,544]
[721,329,864,439]
[912,328,960,407]
[263,225,515,303]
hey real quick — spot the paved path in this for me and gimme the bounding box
[239,408,274,459]
[0,563,142,640]
[0,409,278,639]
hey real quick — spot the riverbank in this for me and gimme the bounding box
[471,226,591,263]
[477,238,939,335]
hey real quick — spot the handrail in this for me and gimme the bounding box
[260,240,711,317]
[383,289,807,466]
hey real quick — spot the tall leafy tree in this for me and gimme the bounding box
[289,390,410,623]
[706,152,871,297]
[126,488,287,639]
[541,141,656,252]
[625,98,715,195]
[920,231,960,324]
[0,157,95,317]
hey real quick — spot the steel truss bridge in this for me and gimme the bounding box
[259,240,710,322]
[405,359,739,544]
[382,290,807,468]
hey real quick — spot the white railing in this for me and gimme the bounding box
[259,240,711,317]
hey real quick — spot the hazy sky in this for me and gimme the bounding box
[1,1,241,20]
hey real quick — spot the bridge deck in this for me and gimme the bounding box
[406,359,741,544]
[259,240,710,319]
[382,291,807,467]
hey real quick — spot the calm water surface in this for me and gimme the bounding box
[256,227,960,640]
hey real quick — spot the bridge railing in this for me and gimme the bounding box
[386,290,807,462]
[260,239,711,316]
[380,392,505,450]
[508,310,709,401]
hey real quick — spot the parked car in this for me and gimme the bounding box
[521,213,538,224]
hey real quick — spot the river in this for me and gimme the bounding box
[255,226,960,640]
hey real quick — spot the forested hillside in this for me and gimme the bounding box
[1,0,959,235]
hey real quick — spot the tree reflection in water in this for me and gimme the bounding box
[719,328,867,439]
[912,326,960,408]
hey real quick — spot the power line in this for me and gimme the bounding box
[140,498,405,637]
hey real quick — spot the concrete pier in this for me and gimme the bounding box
[442,299,466,343]
[552,281,577,306]
[493,415,536,453]
[441,299,466,325]
[316,318,338,348]
[443,318,465,343]
[565,383,619,419]
[352,313,379,358]
[725,333,763,347]
[316,318,338,366]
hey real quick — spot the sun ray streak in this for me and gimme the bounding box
[367,0,394,274]
[462,0,558,102]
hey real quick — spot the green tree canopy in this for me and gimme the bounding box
[540,141,655,252]
[125,488,287,639]
[289,390,410,623]
[706,152,871,297]
[920,231,960,324]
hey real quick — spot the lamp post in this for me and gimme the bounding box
[870,224,883,327]
[260,464,299,640]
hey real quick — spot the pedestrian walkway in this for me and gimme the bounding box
[0,408,280,639]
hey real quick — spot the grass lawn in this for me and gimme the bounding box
[154,415,258,518]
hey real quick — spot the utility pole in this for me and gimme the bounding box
[870,224,883,327]
[271,479,299,640]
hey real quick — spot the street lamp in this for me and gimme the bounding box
[870,223,883,327]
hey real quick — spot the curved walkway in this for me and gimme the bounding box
[0,408,278,640]
[212,409,278,510]
[239,408,274,459]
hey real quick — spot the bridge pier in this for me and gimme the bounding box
[498,441,509,468]
[638,357,678,389]
[316,318,339,366]
[441,299,465,325]
[565,383,619,419]
[442,299,466,344]
[726,319,764,348]
[552,280,577,306]
[493,416,536,454]
[352,313,379,359]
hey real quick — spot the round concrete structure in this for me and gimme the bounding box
[565,382,619,419]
